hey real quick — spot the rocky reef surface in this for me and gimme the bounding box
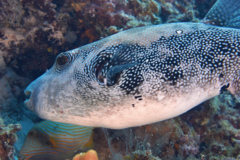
[3,0,240,160]
[0,118,21,160]
[0,0,216,79]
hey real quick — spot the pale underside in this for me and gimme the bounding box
[39,82,221,129]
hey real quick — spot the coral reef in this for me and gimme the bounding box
[0,61,31,117]
[69,0,161,37]
[159,0,217,23]
[0,118,21,160]
[181,91,240,159]
[0,0,24,28]
[0,0,215,80]
[0,47,38,157]
[160,0,199,22]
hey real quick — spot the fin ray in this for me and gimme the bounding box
[203,0,240,28]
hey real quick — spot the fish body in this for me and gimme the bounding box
[18,121,93,160]
[24,0,240,129]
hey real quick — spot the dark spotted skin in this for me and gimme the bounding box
[76,27,240,97]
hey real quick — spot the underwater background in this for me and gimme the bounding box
[2,0,240,159]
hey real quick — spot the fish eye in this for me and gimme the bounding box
[57,53,69,66]
[55,52,72,71]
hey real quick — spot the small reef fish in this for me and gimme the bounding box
[24,0,240,129]
[18,121,93,160]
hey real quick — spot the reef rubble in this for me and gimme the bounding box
[0,118,21,160]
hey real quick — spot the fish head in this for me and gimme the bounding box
[24,29,148,128]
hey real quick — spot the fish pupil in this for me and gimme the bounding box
[57,54,69,66]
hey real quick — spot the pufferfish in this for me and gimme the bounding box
[24,0,240,129]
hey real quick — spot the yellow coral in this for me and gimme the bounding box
[72,149,99,160]
[71,2,87,12]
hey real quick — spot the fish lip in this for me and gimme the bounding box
[24,98,31,111]
[24,89,34,111]
[23,99,29,105]
[24,90,31,100]
[24,91,30,108]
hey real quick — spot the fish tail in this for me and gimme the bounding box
[203,0,240,28]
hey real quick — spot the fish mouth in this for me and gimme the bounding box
[24,89,34,111]
[24,90,31,101]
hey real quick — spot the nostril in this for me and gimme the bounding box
[24,90,32,100]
